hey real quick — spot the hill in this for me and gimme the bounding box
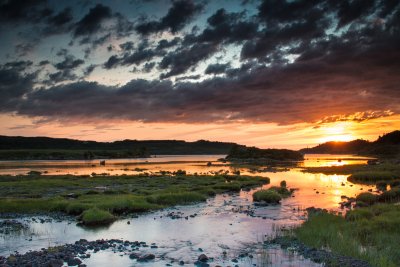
[300,131,400,157]
[0,136,237,160]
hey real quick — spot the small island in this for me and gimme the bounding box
[225,144,304,164]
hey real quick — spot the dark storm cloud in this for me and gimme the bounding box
[74,4,112,36]
[48,7,73,26]
[335,0,376,28]
[0,67,36,109]
[103,45,161,70]
[47,70,77,84]
[142,62,155,72]
[160,42,218,78]
[119,41,135,51]
[1,0,400,126]
[205,63,230,75]
[54,56,84,70]
[38,60,50,66]
[0,0,49,23]
[4,61,33,71]
[103,55,120,69]
[83,64,96,76]
[156,37,181,50]
[135,0,204,35]
[196,8,259,44]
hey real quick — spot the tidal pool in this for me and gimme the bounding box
[0,154,372,266]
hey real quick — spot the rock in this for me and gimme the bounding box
[67,258,82,266]
[129,253,140,259]
[137,254,155,262]
[47,259,64,267]
[197,254,208,262]
[179,260,185,265]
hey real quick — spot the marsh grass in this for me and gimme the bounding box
[0,173,270,225]
[355,192,377,205]
[349,171,398,183]
[80,208,115,226]
[302,162,400,185]
[295,204,400,267]
[253,182,293,203]
[253,190,282,203]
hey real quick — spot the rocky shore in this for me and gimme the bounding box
[0,239,161,267]
[267,236,371,267]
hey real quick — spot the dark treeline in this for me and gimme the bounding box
[300,130,400,157]
[0,136,236,156]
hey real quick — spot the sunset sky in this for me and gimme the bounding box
[0,0,399,149]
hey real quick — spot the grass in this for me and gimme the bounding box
[0,173,270,225]
[355,192,377,206]
[348,171,398,183]
[302,162,400,184]
[295,204,400,267]
[252,181,292,204]
[80,208,115,226]
[253,190,281,203]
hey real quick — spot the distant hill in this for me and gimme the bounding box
[0,136,237,160]
[300,130,400,157]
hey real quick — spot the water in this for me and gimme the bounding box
[0,154,373,266]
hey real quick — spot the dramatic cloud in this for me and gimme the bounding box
[205,63,230,75]
[135,0,204,35]
[0,0,49,24]
[73,4,112,36]
[54,56,84,70]
[0,67,36,109]
[0,0,399,128]
[318,110,395,124]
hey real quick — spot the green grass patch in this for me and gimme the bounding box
[253,189,282,204]
[295,204,400,267]
[80,208,115,226]
[0,173,270,225]
[349,171,398,183]
[146,192,206,205]
[355,192,377,206]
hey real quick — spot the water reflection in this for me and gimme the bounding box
[0,154,371,176]
[0,154,370,266]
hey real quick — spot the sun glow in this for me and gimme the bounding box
[319,122,355,143]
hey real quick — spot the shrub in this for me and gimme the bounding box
[280,180,287,188]
[378,187,400,202]
[269,186,292,197]
[253,190,281,204]
[356,192,377,205]
[81,208,115,226]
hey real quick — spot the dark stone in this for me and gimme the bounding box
[197,254,208,262]
[67,258,82,266]
[137,254,155,262]
[129,253,140,259]
[47,259,64,267]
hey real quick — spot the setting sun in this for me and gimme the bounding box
[319,122,355,143]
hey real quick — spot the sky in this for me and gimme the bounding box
[0,0,399,149]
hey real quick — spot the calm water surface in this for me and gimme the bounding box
[0,154,373,266]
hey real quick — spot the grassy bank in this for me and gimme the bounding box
[295,204,400,267]
[252,181,293,204]
[0,173,269,225]
[302,162,400,184]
